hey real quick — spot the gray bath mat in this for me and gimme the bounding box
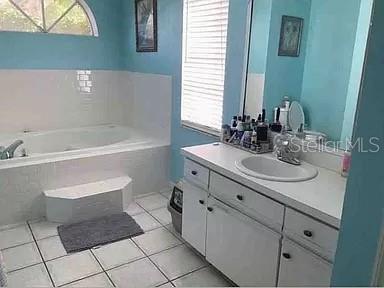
[58,213,144,253]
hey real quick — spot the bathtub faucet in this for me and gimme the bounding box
[0,140,24,160]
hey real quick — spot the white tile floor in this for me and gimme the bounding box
[1,191,233,287]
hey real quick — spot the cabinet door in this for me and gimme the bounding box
[206,197,281,287]
[182,181,208,255]
[278,239,332,287]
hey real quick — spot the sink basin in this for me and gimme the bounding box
[235,155,318,182]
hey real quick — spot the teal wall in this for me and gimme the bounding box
[340,0,373,144]
[263,0,311,120]
[332,0,384,284]
[123,0,250,182]
[248,0,272,74]
[0,0,125,70]
[300,0,362,141]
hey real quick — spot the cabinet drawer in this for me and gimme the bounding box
[209,172,284,230]
[184,159,209,190]
[284,208,338,261]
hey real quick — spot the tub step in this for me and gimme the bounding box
[44,176,132,223]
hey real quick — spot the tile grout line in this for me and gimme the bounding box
[5,262,44,274]
[131,240,185,259]
[97,241,185,274]
[134,201,168,226]
[135,201,184,243]
[26,221,56,287]
[130,238,173,285]
[168,265,209,284]
[57,271,107,287]
[0,240,36,251]
[130,237,207,287]
[88,249,116,287]
[135,197,218,285]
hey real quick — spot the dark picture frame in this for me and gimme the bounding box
[278,15,303,57]
[135,0,158,52]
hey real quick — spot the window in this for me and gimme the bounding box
[181,0,229,133]
[0,0,98,36]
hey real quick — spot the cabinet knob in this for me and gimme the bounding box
[282,253,291,259]
[236,195,244,201]
[191,170,198,176]
[207,207,213,212]
[199,200,205,205]
[303,230,313,238]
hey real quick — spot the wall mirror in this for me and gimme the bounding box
[243,0,373,149]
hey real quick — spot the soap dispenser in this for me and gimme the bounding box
[279,96,290,129]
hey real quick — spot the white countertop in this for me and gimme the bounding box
[181,143,346,228]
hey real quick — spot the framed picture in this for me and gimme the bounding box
[278,15,303,57]
[135,0,157,52]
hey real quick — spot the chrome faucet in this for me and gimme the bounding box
[0,140,24,160]
[274,134,301,166]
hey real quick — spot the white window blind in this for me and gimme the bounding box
[181,0,229,133]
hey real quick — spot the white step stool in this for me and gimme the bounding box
[44,176,132,223]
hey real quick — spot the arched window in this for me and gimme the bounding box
[0,0,98,36]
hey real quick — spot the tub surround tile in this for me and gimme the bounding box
[37,236,67,261]
[29,220,60,240]
[132,212,162,232]
[46,251,103,286]
[150,245,207,280]
[149,207,172,226]
[136,194,169,211]
[1,242,42,272]
[0,224,34,249]
[62,272,114,287]
[107,257,168,288]
[0,138,170,227]
[6,263,53,287]
[91,239,145,270]
[172,266,233,287]
[132,227,182,256]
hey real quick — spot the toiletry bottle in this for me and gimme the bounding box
[236,117,245,143]
[282,96,290,110]
[251,128,257,144]
[231,116,237,129]
[341,150,351,177]
[220,124,231,142]
[241,131,251,148]
[256,114,262,126]
[230,116,238,136]
[256,109,269,143]
[251,118,256,130]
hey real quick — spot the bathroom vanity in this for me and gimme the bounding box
[181,143,346,287]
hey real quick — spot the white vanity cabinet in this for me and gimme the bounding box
[206,197,281,287]
[278,239,333,287]
[181,156,339,287]
[182,180,208,255]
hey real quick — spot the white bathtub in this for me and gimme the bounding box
[0,125,155,167]
[0,125,170,226]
